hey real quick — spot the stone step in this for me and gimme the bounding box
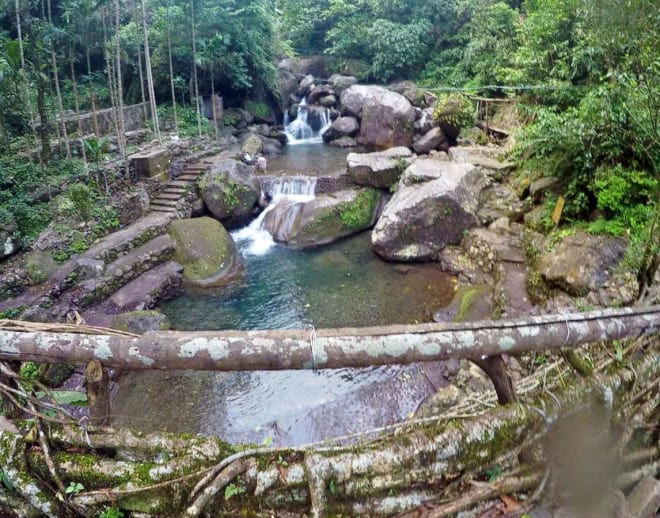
[151,206,178,213]
[168,181,192,188]
[178,173,203,181]
[151,200,178,208]
[155,192,184,201]
[106,260,184,313]
[85,212,173,264]
[77,234,177,308]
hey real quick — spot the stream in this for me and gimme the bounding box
[111,135,457,446]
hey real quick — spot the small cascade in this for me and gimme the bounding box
[284,98,331,144]
[231,177,317,256]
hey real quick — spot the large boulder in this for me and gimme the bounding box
[347,147,413,189]
[413,127,447,154]
[0,224,19,260]
[539,231,628,296]
[199,159,261,229]
[322,116,360,142]
[262,187,383,247]
[340,85,416,149]
[372,160,484,261]
[168,217,238,288]
[329,74,358,96]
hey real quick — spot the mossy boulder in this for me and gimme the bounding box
[433,285,493,323]
[23,250,58,285]
[262,187,382,247]
[199,159,261,229]
[432,94,475,140]
[112,310,171,335]
[167,217,238,288]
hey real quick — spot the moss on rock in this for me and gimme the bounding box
[168,217,238,288]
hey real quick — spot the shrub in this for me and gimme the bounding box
[432,94,475,139]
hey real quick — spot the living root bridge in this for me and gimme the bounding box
[0,305,658,370]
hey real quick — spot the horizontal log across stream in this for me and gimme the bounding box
[0,305,658,370]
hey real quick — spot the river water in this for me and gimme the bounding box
[111,143,456,446]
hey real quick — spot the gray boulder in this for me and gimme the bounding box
[262,187,382,247]
[322,116,360,142]
[372,161,484,261]
[0,226,19,260]
[308,84,334,105]
[539,231,628,296]
[347,147,413,189]
[329,74,358,96]
[340,85,416,149]
[412,127,447,154]
[199,159,261,228]
[414,107,438,135]
[401,159,478,187]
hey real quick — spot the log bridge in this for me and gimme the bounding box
[0,306,658,517]
[0,305,658,421]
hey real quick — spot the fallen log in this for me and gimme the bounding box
[0,305,658,370]
[0,335,656,517]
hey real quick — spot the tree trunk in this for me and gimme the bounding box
[47,0,71,159]
[14,0,38,149]
[1,336,656,517]
[70,48,87,164]
[102,9,122,159]
[167,1,179,134]
[190,1,202,138]
[86,48,100,137]
[141,0,161,142]
[0,306,657,371]
[114,0,127,158]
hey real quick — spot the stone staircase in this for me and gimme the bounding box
[150,160,214,214]
[1,213,184,327]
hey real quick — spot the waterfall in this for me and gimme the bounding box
[231,177,317,256]
[284,98,331,144]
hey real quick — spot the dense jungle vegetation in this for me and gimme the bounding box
[0,0,658,282]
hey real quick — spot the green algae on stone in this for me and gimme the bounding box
[168,217,238,288]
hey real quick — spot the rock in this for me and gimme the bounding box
[279,55,328,78]
[262,187,382,247]
[39,363,75,388]
[340,85,416,149]
[388,80,427,107]
[529,176,561,202]
[318,94,337,108]
[412,127,447,154]
[24,250,58,285]
[539,231,628,296]
[307,84,334,105]
[401,159,479,187]
[372,163,483,261]
[112,310,171,335]
[129,147,170,181]
[329,137,358,148]
[322,116,360,142]
[448,145,515,173]
[347,147,413,189]
[73,258,105,281]
[626,477,660,518]
[414,107,439,135]
[168,217,237,287]
[199,159,261,228]
[0,226,19,260]
[433,285,493,322]
[116,188,150,226]
[524,205,551,233]
[260,136,284,156]
[241,134,263,157]
[277,69,299,112]
[297,74,316,97]
[477,183,528,224]
[329,74,358,96]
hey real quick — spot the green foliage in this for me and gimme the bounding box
[244,100,271,121]
[432,94,475,138]
[19,362,40,381]
[97,508,124,518]
[224,481,246,500]
[67,183,95,221]
[65,481,84,495]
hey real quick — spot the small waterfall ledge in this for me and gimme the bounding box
[231,176,318,256]
[283,98,331,144]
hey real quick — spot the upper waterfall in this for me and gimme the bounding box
[283,98,331,144]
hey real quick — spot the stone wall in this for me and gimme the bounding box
[60,103,150,136]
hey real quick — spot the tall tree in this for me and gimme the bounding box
[141,0,161,141]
